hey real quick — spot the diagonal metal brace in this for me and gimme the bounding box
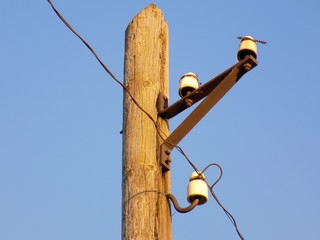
[160,55,258,171]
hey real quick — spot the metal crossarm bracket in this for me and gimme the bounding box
[159,55,258,171]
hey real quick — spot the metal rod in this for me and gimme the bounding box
[167,194,200,213]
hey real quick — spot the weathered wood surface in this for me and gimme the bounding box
[122,4,171,240]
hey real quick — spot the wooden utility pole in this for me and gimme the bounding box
[122,4,171,240]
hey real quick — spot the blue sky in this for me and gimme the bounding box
[1,1,320,239]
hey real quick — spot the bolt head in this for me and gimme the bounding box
[165,149,171,155]
[243,63,252,72]
[185,98,193,107]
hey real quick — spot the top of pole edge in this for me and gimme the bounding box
[126,4,165,29]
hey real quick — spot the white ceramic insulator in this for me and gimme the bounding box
[179,72,199,98]
[237,35,258,61]
[187,172,208,205]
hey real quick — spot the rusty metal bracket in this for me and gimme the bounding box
[159,55,258,171]
[157,92,169,113]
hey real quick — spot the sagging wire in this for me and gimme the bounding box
[47,0,118,83]
[123,190,167,206]
[47,0,201,175]
[47,0,186,161]
[201,163,245,240]
[47,1,245,239]
[47,0,161,141]
[175,145,200,173]
[209,188,245,240]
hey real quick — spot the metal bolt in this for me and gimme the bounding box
[165,149,171,155]
[243,63,252,72]
[185,98,193,107]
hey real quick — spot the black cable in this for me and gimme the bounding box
[201,162,245,240]
[47,1,201,171]
[47,0,162,140]
[123,190,167,206]
[174,145,200,173]
[209,187,245,240]
[201,162,223,188]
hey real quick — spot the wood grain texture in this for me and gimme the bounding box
[122,4,171,240]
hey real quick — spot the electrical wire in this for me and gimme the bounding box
[47,1,246,239]
[237,36,268,44]
[123,190,167,206]
[200,162,245,240]
[175,145,200,173]
[47,0,202,176]
[209,188,245,240]
[201,162,223,188]
[47,0,162,140]
[47,0,189,157]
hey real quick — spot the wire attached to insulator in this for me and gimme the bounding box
[237,36,268,44]
[201,162,223,189]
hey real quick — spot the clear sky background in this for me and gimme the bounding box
[1,1,320,239]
